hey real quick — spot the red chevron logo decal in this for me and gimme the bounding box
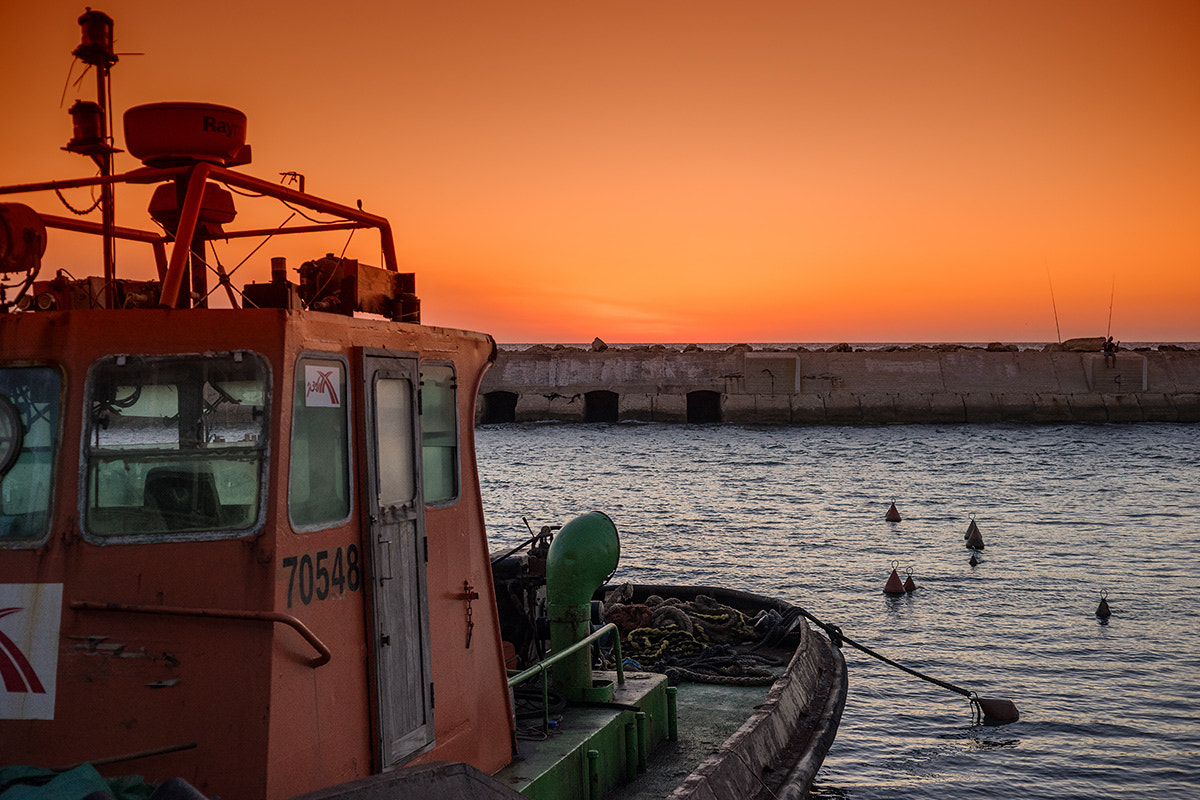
[0,608,46,694]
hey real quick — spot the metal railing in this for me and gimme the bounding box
[507,622,624,732]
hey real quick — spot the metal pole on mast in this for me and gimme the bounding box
[67,10,120,309]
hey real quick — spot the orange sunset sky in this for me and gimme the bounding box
[3,1,1198,344]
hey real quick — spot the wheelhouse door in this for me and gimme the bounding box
[359,348,433,767]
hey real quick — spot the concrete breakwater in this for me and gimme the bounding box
[477,341,1200,425]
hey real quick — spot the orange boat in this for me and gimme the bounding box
[0,12,844,800]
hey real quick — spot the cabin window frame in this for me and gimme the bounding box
[0,363,64,549]
[80,351,272,544]
[288,351,354,532]
[419,361,460,507]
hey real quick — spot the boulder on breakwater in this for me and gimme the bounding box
[477,342,1200,425]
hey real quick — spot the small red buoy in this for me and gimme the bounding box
[964,516,984,550]
[903,567,917,592]
[883,560,905,594]
[886,501,901,522]
[1096,590,1112,620]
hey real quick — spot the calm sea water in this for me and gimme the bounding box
[475,421,1200,799]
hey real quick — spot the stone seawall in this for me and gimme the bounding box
[477,344,1200,425]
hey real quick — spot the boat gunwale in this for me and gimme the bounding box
[599,582,848,800]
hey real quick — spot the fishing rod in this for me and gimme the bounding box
[1047,270,1062,344]
[1106,275,1115,339]
[793,606,1020,725]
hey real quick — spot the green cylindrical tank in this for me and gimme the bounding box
[545,511,620,701]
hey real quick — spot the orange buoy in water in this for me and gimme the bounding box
[903,567,917,592]
[1096,590,1112,620]
[883,560,905,594]
[886,501,901,522]
[974,696,1020,725]
[964,516,984,550]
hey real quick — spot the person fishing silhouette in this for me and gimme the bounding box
[1103,336,1118,367]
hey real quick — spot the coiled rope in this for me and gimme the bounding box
[604,589,782,686]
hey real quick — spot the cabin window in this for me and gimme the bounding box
[289,355,351,528]
[0,366,61,546]
[374,376,416,506]
[420,363,458,504]
[84,353,269,540]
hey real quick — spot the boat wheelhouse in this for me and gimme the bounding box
[1,14,513,797]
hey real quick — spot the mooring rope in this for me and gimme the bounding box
[793,607,971,697]
[602,587,1012,720]
[793,606,1018,725]
[833,624,968,697]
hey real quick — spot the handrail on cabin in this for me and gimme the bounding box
[70,600,331,668]
[507,622,623,733]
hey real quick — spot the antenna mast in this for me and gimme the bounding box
[65,9,120,308]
